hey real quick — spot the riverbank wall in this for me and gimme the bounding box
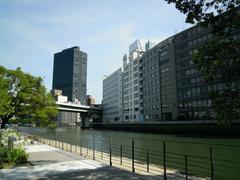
[91,121,240,136]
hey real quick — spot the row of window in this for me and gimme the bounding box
[103,111,121,115]
[176,59,194,69]
[142,56,158,66]
[143,63,158,72]
[188,34,212,47]
[178,110,215,120]
[178,87,201,98]
[177,68,198,78]
[143,88,159,96]
[178,99,211,108]
[177,77,203,88]
[178,83,227,98]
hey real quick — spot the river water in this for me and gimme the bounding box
[17,126,240,159]
[17,127,240,179]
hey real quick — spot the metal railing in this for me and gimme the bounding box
[20,132,240,180]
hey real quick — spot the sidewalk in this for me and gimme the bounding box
[0,142,164,180]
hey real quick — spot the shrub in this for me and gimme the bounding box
[0,145,8,163]
[8,148,29,164]
[0,129,30,148]
[0,144,29,167]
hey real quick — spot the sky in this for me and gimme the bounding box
[0,0,191,103]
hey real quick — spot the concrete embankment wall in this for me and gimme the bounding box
[91,122,240,136]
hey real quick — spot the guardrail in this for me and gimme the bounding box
[20,132,240,180]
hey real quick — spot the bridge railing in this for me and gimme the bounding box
[21,132,240,180]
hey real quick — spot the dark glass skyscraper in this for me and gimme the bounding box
[52,46,87,105]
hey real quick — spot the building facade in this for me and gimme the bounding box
[102,68,123,122]
[142,37,177,121]
[87,95,96,106]
[52,46,87,104]
[122,40,144,122]
[174,25,218,120]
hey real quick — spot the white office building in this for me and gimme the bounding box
[123,40,145,122]
[102,68,123,122]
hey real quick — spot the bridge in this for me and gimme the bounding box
[56,102,102,128]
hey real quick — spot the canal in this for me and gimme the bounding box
[18,127,240,180]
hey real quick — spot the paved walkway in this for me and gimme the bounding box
[0,143,165,180]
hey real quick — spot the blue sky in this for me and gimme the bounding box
[0,0,191,103]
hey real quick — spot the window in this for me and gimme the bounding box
[160,51,167,57]
[162,103,171,108]
[134,73,138,78]
[161,68,170,74]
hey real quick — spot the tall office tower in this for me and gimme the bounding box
[102,68,123,122]
[52,46,87,104]
[174,26,216,120]
[123,40,145,122]
[142,37,177,121]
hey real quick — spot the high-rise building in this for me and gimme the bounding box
[174,25,215,120]
[52,46,87,104]
[122,40,144,122]
[102,9,240,123]
[102,68,123,122]
[142,37,177,121]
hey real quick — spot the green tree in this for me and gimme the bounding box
[0,66,58,128]
[164,0,240,124]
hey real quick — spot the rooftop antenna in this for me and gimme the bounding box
[148,32,151,43]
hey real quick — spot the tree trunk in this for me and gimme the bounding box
[1,118,8,129]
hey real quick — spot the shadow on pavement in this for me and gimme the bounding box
[38,166,163,180]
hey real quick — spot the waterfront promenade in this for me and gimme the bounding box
[0,142,167,180]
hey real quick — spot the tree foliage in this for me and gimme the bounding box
[165,0,240,30]
[165,0,240,124]
[0,66,58,128]
[193,38,240,124]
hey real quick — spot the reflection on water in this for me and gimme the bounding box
[17,126,240,158]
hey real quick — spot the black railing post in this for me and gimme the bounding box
[80,139,82,156]
[210,146,214,180]
[70,143,72,152]
[185,155,188,180]
[163,141,167,180]
[101,144,103,160]
[147,149,149,173]
[132,139,135,173]
[93,135,95,160]
[109,140,112,166]
[87,142,89,156]
[120,145,123,165]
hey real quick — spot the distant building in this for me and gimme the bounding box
[51,89,68,103]
[52,46,87,104]
[52,89,63,96]
[122,40,144,122]
[56,111,80,126]
[102,68,123,122]
[51,89,79,125]
[87,95,96,106]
